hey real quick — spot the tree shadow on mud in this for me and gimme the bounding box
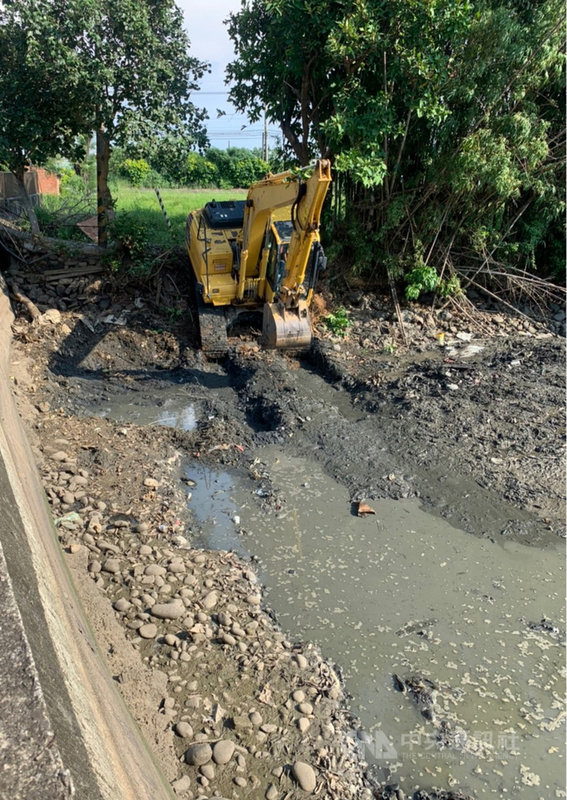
[47,314,231,390]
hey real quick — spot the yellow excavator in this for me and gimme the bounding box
[185,159,331,356]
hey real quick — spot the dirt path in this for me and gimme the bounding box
[7,271,565,800]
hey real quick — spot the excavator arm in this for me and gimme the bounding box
[235,160,331,349]
[235,160,331,305]
[278,160,331,306]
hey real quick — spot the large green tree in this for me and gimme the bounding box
[58,0,208,243]
[1,0,207,241]
[226,0,338,165]
[227,0,565,282]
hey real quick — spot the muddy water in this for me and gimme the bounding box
[185,452,565,800]
[86,377,565,799]
[94,394,198,431]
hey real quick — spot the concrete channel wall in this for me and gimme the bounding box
[0,274,173,800]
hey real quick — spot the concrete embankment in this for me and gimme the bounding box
[0,274,173,800]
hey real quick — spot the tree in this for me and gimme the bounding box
[1,0,208,243]
[206,148,269,188]
[227,0,565,284]
[323,0,565,280]
[0,4,87,233]
[74,0,208,244]
[226,0,338,165]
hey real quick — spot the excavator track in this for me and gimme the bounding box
[197,304,229,358]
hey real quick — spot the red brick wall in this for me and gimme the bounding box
[35,168,60,196]
[0,168,60,201]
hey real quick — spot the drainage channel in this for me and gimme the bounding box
[184,450,565,800]
[87,379,565,800]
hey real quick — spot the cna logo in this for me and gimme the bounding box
[350,730,398,762]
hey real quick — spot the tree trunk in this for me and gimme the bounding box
[96,125,113,247]
[13,168,40,236]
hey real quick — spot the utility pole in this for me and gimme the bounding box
[96,124,108,248]
[263,106,269,162]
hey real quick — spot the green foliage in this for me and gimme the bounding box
[1,0,209,231]
[0,6,86,179]
[58,168,88,198]
[110,145,270,190]
[119,159,152,187]
[323,307,351,337]
[405,266,440,301]
[228,0,565,291]
[164,306,183,323]
[437,274,462,299]
[405,265,462,300]
[226,0,335,164]
[32,164,95,240]
[184,153,221,187]
[206,148,269,188]
[110,214,154,277]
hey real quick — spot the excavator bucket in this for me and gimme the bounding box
[262,301,312,351]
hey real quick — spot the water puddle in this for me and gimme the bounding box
[92,394,198,431]
[184,451,565,800]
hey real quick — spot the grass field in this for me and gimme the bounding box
[111,182,247,247]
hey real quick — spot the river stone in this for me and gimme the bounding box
[260,723,277,734]
[151,601,185,620]
[51,451,68,462]
[145,564,166,576]
[233,714,253,730]
[174,721,193,738]
[171,775,191,793]
[185,742,212,766]
[298,702,313,715]
[144,477,159,488]
[218,611,231,627]
[113,597,131,613]
[102,558,121,574]
[298,717,311,733]
[199,763,215,780]
[292,761,316,793]
[202,591,218,610]
[265,785,278,800]
[246,594,261,606]
[292,689,305,702]
[138,623,158,639]
[294,654,308,669]
[213,739,235,765]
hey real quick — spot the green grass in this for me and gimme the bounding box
[111,180,247,247]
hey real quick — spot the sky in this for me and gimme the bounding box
[177,0,279,152]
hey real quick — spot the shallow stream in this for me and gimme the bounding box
[90,378,565,799]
